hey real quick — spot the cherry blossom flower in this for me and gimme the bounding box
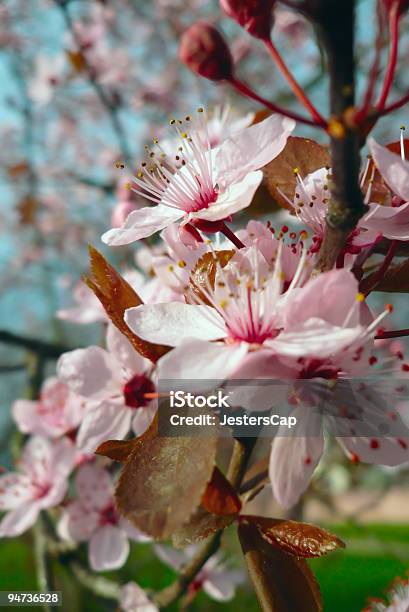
[154,545,244,602]
[124,246,385,383]
[0,437,75,537]
[101,112,295,246]
[12,377,86,438]
[57,281,108,325]
[28,55,66,105]
[120,582,158,612]
[57,325,156,452]
[58,463,148,571]
[364,574,409,611]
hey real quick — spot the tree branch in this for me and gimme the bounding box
[0,331,73,360]
[311,0,367,271]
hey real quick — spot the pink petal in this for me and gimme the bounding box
[157,340,249,387]
[339,436,409,466]
[362,202,409,241]
[120,582,158,612]
[125,303,225,347]
[284,269,360,328]
[75,464,113,511]
[216,114,295,185]
[0,473,34,510]
[76,402,132,454]
[58,501,99,542]
[57,346,122,399]
[106,324,148,374]
[189,171,262,222]
[368,137,409,202]
[131,404,156,437]
[269,409,324,508]
[89,525,130,571]
[101,204,184,246]
[0,502,40,537]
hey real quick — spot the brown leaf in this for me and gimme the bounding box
[85,246,169,362]
[7,162,30,178]
[95,439,139,462]
[66,50,87,73]
[18,195,38,225]
[262,136,330,211]
[241,516,345,558]
[185,250,235,305]
[115,431,218,540]
[362,257,409,293]
[172,505,236,548]
[238,522,323,612]
[202,466,242,516]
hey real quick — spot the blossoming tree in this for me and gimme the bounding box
[2,0,409,610]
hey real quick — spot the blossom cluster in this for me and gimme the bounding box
[3,105,409,608]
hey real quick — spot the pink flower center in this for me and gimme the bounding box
[123,374,155,409]
[99,503,119,526]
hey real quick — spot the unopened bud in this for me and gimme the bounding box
[220,0,275,40]
[179,22,234,81]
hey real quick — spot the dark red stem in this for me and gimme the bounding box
[377,4,400,111]
[375,328,409,339]
[362,240,398,295]
[263,39,326,126]
[220,222,246,249]
[229,77,325,129]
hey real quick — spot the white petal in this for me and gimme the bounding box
[120,582,158,612]
[216,114,295,185]
[368,137,409,202]
[131,404,156,437]
[269,410,324,508]
[57,346,122,399]
[106,324,148,374]
[268,320,364,358]
[125,303,225,347]
[0,502,40,537]
[76,402,132,454]
[102,204,184,245]
[338,436,409,466]
[58,501,99,542]
[0,473,34,510]
[158,339,249,389]
[189,171,262,222]
[89,525,130,571]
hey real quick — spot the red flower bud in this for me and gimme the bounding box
[179,22,234,81]
[220,0,275,40]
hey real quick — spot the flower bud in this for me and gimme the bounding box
[111,200,137,228]
[220,0,275,40]
[179,22,234,81]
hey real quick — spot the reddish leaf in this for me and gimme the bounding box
[362,257,409,293]
[18,195,38,225]
[238,522,323,612]
[7,162,30,178]
[185,250,235,305]
[115,428,218,540]
[241,516,345,558]
[66,50,87,73]
[85,246,169,362]
[95,439,139,463]
[172,505,236,548]
[202,466,242,516]
[262,136,330,211]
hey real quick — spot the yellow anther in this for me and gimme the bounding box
[178,260,187,268]
[219,299,228,309]
[328,118,346,139]
[356,292,365,302]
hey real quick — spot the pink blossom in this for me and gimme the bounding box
[58,464,148,571]
[102,113,295,245]
[28,55,66,105]
[365,575,409,611]
[154,545,244,601]
[0,437,75,537]
[12,377,86,438]
[57,281,108,325]
[57,325,156,452]
[120,582,158,612]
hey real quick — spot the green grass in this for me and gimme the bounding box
[0,524,408,611]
